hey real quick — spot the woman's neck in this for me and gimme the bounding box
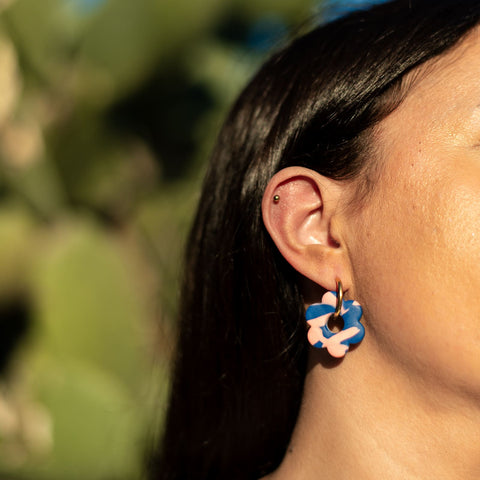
[265,343,480,480]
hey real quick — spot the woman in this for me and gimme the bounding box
[150,1,480,478]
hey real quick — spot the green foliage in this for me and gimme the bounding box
[0,0,324,477]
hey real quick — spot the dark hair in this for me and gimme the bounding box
[149,1,480,478]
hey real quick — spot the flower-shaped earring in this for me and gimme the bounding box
[305,280,364,358]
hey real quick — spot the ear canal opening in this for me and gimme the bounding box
[327,232,341,248]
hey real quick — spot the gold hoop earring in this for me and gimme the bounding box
[305,279,365,358]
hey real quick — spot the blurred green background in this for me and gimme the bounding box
[0,0,363,478]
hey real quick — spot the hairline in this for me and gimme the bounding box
[348,27,480,212]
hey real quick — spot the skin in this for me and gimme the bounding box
[263,30,480,480]
[350,29,480,405]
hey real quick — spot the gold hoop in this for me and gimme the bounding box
[332,279,343,320]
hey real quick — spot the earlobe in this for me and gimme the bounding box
[262,167,352,292]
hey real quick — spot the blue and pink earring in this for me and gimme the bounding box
[305,280,364,358]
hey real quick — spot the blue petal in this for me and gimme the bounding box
[306,303,335,321]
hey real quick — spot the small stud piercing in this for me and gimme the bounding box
[273,195,280,203]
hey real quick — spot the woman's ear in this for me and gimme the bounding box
[262,166,352,292]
